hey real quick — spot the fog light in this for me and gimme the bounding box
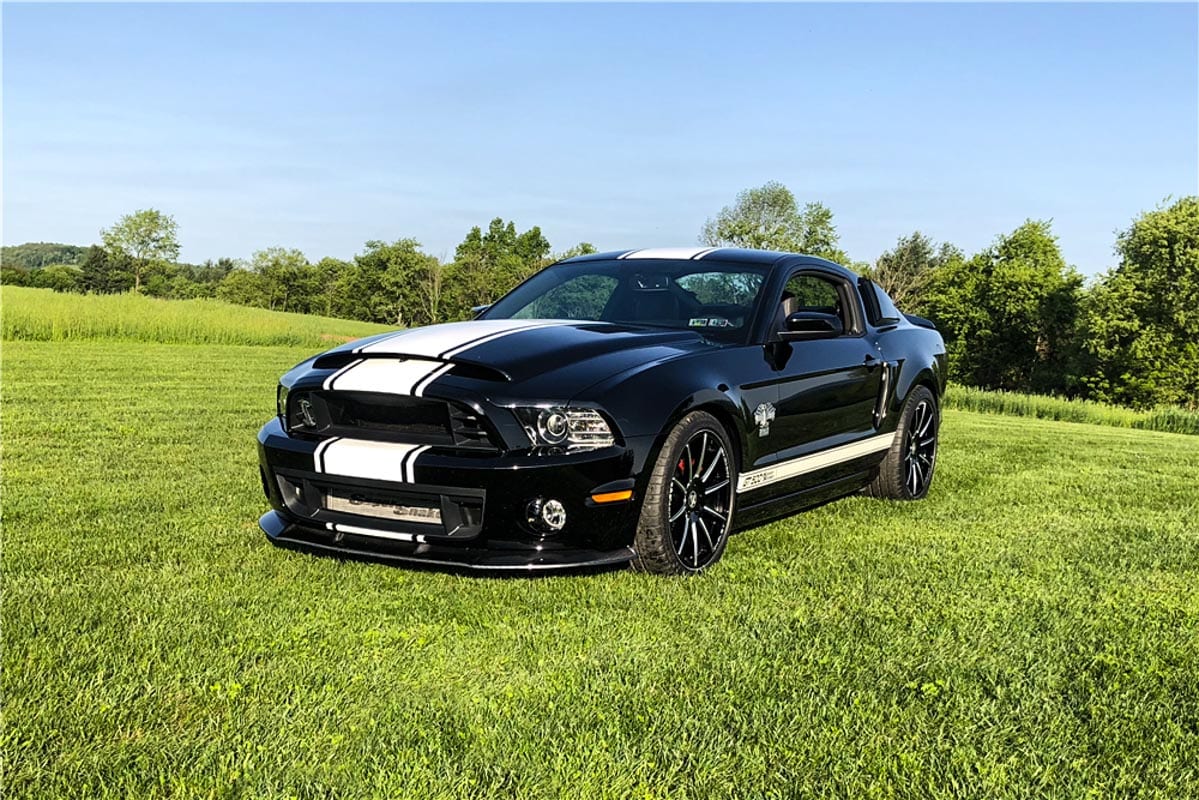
[526,497,567,533]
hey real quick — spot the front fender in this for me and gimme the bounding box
[580,351,756,481]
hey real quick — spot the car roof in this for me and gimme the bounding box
[560,247,860,281]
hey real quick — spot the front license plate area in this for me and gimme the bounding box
[325,491,443,526]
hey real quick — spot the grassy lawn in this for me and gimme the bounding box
[1,287,395,347]
[3,340,1198,798]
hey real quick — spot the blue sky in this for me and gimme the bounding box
[3,3,1196,274]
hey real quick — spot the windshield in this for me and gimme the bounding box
[481,259,769,343]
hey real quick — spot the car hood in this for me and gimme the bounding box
[317,319,714,400]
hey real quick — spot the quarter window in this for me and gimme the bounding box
[871,283,903,325]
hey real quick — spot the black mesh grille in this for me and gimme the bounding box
[287,390,495,449]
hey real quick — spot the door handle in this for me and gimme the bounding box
[863,354,880,370]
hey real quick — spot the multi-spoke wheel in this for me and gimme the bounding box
[903,398,937,496]
[632,411,736,574]
[867,385,939,501]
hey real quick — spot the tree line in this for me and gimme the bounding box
[2,183,1195,410]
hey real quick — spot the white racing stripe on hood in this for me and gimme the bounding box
[315,438,429,484]
[321,358,365,391]
[332,320,566,397]
[326,358,446,395]
[354,320,564,357]
[440,321,563,358]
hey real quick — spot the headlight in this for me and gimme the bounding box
[513,407,615,451]
[276,384,289,418]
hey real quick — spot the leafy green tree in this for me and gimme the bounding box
[869,232,963,312]
[311,257,355,319]
[29,264,83,293]
[449,219,551,315]
[1,265,29,286]
[1076,197,1199,409]
[79,245,134,294]
[0,243,86,269]
[922,220,1082,393]
[250,248,315,313]
[552,242,598,262]
[185,258,237,289]
[350,239,443,326]
[417,258,448,326]
[216,268,271,308]
[101,209,180,293]
[700,182,849,263]
[164,275,212,300]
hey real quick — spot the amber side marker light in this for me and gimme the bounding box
[590,489,633,504]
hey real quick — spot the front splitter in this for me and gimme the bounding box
[259,510,636,573]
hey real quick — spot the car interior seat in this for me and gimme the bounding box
[632,291,681,323]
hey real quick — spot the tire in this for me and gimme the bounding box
[867,385,940,500]
[631,411,737,575]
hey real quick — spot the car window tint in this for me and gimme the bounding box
[510,274,618,319]
[485,259,770,343]
[675,272,763,306]
[782,274,840,314]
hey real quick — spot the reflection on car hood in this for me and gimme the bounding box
[322,319,714,398]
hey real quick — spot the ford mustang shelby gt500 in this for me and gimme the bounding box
[257,247,946,574]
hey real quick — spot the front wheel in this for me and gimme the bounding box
[631,411,736,575]
[867,385,939,500]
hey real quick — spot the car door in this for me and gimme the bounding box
[755,268,885,497]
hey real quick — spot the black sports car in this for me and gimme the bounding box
[257,247,947,574]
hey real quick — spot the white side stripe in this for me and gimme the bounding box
[737,432,897,493]
[316,440,429,484]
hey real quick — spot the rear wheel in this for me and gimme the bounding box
[631,411,736,575]
[867,385,939,500]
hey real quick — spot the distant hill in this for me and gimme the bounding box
[1,242,88,269]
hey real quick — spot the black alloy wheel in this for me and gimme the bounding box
[903,398,937,497]
[867,385,940,501]
[632,411,737,574]
[668,429,733,569]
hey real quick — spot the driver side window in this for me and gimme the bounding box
[782,274,849,327]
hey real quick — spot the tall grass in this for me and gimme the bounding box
[1,286,394,347]
[946,384,1199,435]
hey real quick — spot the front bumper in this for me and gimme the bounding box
[260,510,635,572]
[257,418,643,572]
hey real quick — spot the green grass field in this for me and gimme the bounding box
[1,286,394,347]
[3,335,1197,799]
